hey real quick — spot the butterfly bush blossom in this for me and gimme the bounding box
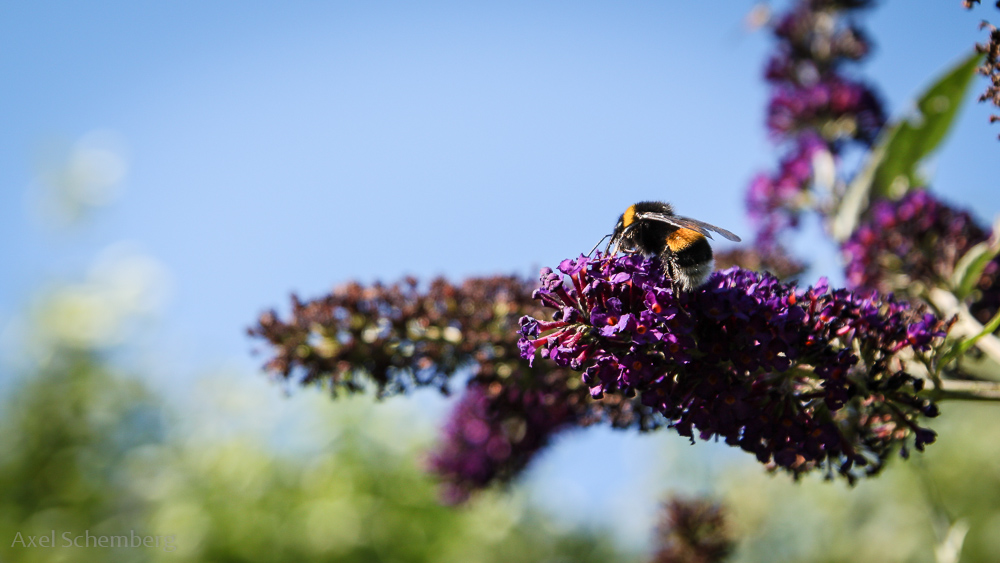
[518,255,948,482]
[748,0,886,253]
[843,190,1000,324]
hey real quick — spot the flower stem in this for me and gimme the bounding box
[931,379,1000,402]
[927,288,1000,368]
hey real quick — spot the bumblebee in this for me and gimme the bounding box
[600,201,741,291]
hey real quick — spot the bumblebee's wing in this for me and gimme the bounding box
[675,216,742,242]
[636,212,742,242]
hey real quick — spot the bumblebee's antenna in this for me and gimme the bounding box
[588,233,612,257]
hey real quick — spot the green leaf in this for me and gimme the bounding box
[941,307,1000,369]
[951,216,1000,300]
[830,137,884,242]
[872,51,983,198]
[951,240,1000,301]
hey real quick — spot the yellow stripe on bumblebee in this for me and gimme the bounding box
[621,205,637,228]
[665,228,706,252]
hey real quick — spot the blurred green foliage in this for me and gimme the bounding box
[722,403,1000,563]
[139,425,628,563]
[0,351,163,563]
[0,344,631,563]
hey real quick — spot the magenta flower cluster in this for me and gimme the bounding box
[843,190,1000,324]
[767,78,884,144]
[765,1,885,145]
[748,0,886,254]
[518,255,946,482]
[427,383,574,504]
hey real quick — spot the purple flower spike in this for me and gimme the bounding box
[747,0,886,256]
[518,254,949,483]
[843,190,1000,324]
[428,382,574,504]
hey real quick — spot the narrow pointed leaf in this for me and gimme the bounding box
[872,51,983,197]
[951,239,1000,300]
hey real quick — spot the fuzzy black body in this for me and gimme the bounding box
[608,201,739,291]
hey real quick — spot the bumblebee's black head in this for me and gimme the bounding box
[609,201,676,255]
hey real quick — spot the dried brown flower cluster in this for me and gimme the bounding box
[651,498,734,563]
[250,276,653,422]
[249,275,661,499]
[714,246,807,281]
[250,276,535,396]
[978,21,1000,132]
[962,1,1000,10]
[964,0,1000,136]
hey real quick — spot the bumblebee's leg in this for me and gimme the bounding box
[662,250,680,293]
[609,243,641,257]
[606,237,620,256]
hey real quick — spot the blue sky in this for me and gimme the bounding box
[2,0,999,549]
